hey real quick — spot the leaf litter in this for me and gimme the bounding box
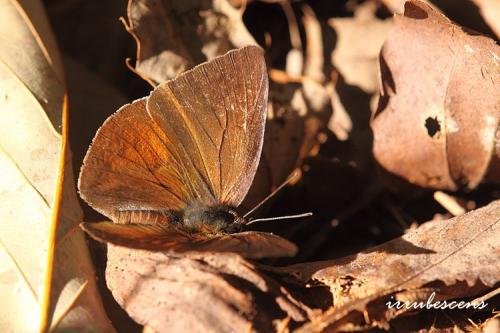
[15,0,499,331]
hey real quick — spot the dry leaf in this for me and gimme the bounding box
[0,1,114,331]
[329,2,393,95]
[482,314,500,333]
[372,0,500,191]
[285,199,500,332]
[326,1,392,177]
[386,309,485,332]
[126,0,256,84]
[472,0,500,39]
[379,0,500,39]
[106,248,315,333]
[9,1,497,332]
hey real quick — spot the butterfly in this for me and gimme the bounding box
[78,46,301,259]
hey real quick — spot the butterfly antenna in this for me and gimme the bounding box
[246,212,313,226]
[243,169,301,219]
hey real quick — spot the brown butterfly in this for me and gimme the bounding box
[78,46,304,259]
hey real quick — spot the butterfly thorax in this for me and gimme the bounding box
[180,204,244,235]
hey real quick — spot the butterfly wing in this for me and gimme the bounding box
[147,45,268,206]
[81,222,297,258]
[78,46,268,221]
[78,98,193,222]
[80,222,195,250]
[189,231,298,259]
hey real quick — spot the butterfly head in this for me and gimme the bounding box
[182,204,245,235]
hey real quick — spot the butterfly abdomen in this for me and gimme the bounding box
[113,209,181,225]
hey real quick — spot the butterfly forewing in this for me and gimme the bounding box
[80,222,195,250]
[78,98,190,221]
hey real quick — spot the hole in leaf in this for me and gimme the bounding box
[425,117,441,138]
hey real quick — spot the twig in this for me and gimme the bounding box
[434,191,466,216]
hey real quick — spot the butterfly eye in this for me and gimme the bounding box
[223,222,244,234]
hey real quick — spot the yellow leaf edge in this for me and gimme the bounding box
[39,91,69,333]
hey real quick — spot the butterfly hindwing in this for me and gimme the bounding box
[81,222,297,259]
[190,231,298,259]
[78,98,191,220]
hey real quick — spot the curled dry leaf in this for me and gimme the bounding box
[283,199,500,332]
[379,0,500,39]
[106,248,316,333]
[0,1,114,331]
[126,0,257,84]
[372,0,500,191]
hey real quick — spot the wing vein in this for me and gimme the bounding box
[110,119,187,202]
[162,85,217,200]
